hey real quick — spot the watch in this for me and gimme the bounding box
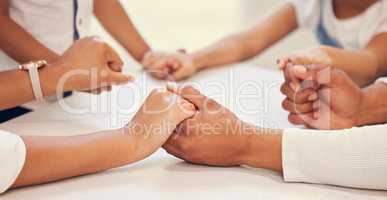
[19,60,47,102]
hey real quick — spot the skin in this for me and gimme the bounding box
[280,64,387,130]
[0,0,59,63]
[12,88,195,189]
[143,0,387,85]
[0,0,150,64]
[0,37,133,110]
[142,2,298,80]
[164,86,283,172]
[278,40,387,87]
[163,86,387,190]
[94,0,150,61]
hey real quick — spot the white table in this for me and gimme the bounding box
[1,64,386,200]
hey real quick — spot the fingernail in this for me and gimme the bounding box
[308,93,318,101]
[313,101,319,109]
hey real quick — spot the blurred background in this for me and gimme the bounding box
[91,0,317,69]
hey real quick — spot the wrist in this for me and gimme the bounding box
[356,83,387,126]
[239,125,283,172]
[189,51,207,71]
[39,60,72,96]
[354,89,368,126]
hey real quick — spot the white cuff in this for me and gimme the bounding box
[282,126,387,190]
[376,77,387,85]
[0,131,26,193]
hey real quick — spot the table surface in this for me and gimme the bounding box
[1,64,386,200]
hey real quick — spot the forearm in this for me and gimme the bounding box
[321,46,380,86]
[0,61,69,110]
[356,82,387,126]
[12,129,134,188]
[239,124,283,172]
[191,2,297,70]
[94,0,150,61]
[0,16,59,63]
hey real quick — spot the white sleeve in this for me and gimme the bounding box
[0,131,26,193]
[376,77,387,85]
[282,125,387,190]
[373,0,387,36]
[288,0,321,29]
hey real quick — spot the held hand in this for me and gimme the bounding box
[280,65,364,130]
[142,51,171,79]
[142,50,197,81]
[124,88,196,161]
[163,86,251,167]
[278,46,333,90]
[58,36,134,91]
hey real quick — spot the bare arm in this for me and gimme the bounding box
[11,126,163,188]
[94,0,150,61]
[0,37,135,110]
[191,2,298,70]
[356,82,387,126]
[0,0,59,63]
[315,34,387,86]
[0,62,68,110]
[10,88,195,189]
[12,130,132,188]
[335,33,387,86]
[285,33,387,87]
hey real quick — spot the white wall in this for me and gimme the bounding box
[91,0,317,69]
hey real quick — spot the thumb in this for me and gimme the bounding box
[105,44,124,72]
[177,86,208,109]
[172,68,189,81]
[290,64,326,80]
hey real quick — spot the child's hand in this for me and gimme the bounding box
[142,50,198,81]
[278,46,333,70]
[278,46,333,90]
[141,51,171,79]
[124,87,196,160]
[59,36,134,91]
[280,65,363,130]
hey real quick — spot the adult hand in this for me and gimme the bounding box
[142,50,197,81]
[124,88,196,161]
[163,86,254,167]
[280,65,364,130]
[57,36,134,92]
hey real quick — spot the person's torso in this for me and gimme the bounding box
[316,0,386,50]
[0,0,93,70]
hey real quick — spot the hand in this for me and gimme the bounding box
[141,51,171,79]
[280,65,364,130]
[124,88,196,161]
[142,50,197,81]
[57,36,134,92]
[278,46,333,90]
[163,86,252,167]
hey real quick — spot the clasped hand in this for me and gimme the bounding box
[278,55,365,130]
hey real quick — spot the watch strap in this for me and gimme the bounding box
[28,65,45,102]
